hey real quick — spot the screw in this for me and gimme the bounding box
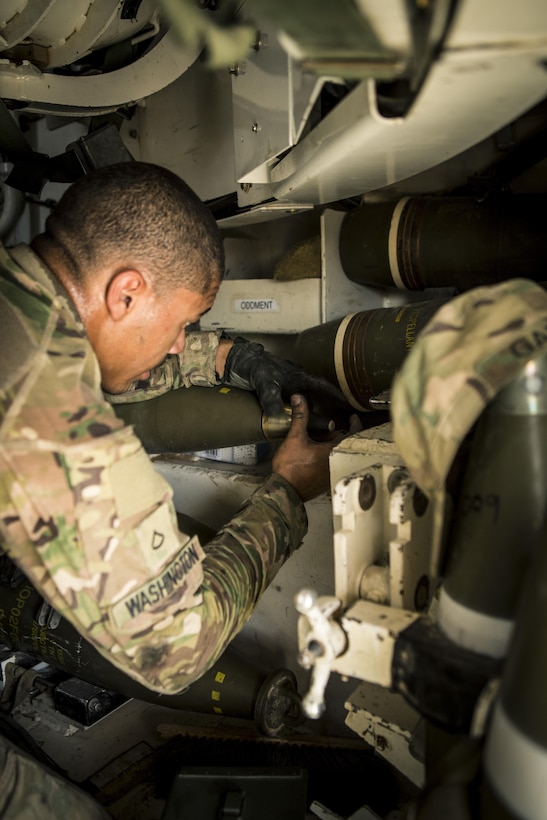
[414,575,430,612]
[229,62,246,76]
[413,486,429,517]
[253,31,268,50]
[359,474,376,511]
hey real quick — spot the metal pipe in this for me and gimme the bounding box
[339,196,547,292]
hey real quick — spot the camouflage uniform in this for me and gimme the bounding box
[391,278,547,495]
[0,242,307,694]
[0,733,111,819]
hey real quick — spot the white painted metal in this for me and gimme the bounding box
[0,28,200,114]
[333,599,419,687]
[295,596,421,779]
[200,276,321,334]
[296,589,347,718]
[218,202,314,228]
[0,0,158,65]
[1,0,56,49]
[354,0,412,56]
[42,0,158,69]
[231,13,327,184]
[121,59,237,203]
[345,683,424,787]
[333,458,432,609]
[294,425,434,749]
[309,801,345,820]
[332,465,389,607]
[270,0,547,203]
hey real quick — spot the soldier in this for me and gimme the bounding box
[0,158,350,692]
[0,161,354,814]
[0,730,111,819]
[390,277,547,819]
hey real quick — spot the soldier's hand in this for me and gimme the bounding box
[273,394,360,502]
[223,336,347,419]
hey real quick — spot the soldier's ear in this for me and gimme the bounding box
[105,269,148,321]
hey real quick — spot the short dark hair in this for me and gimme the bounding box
[44,161,224,295]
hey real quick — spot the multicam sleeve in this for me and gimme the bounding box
[189,474,307,682]
[124,473,307,693]
[1,412,306,695]
[391,279,547,496]
[106,331,224,404]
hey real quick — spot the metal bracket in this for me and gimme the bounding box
[295,589,347,719]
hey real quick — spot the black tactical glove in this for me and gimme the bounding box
[223,336,348,420]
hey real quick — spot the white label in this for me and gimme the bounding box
[234,298,280,313]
